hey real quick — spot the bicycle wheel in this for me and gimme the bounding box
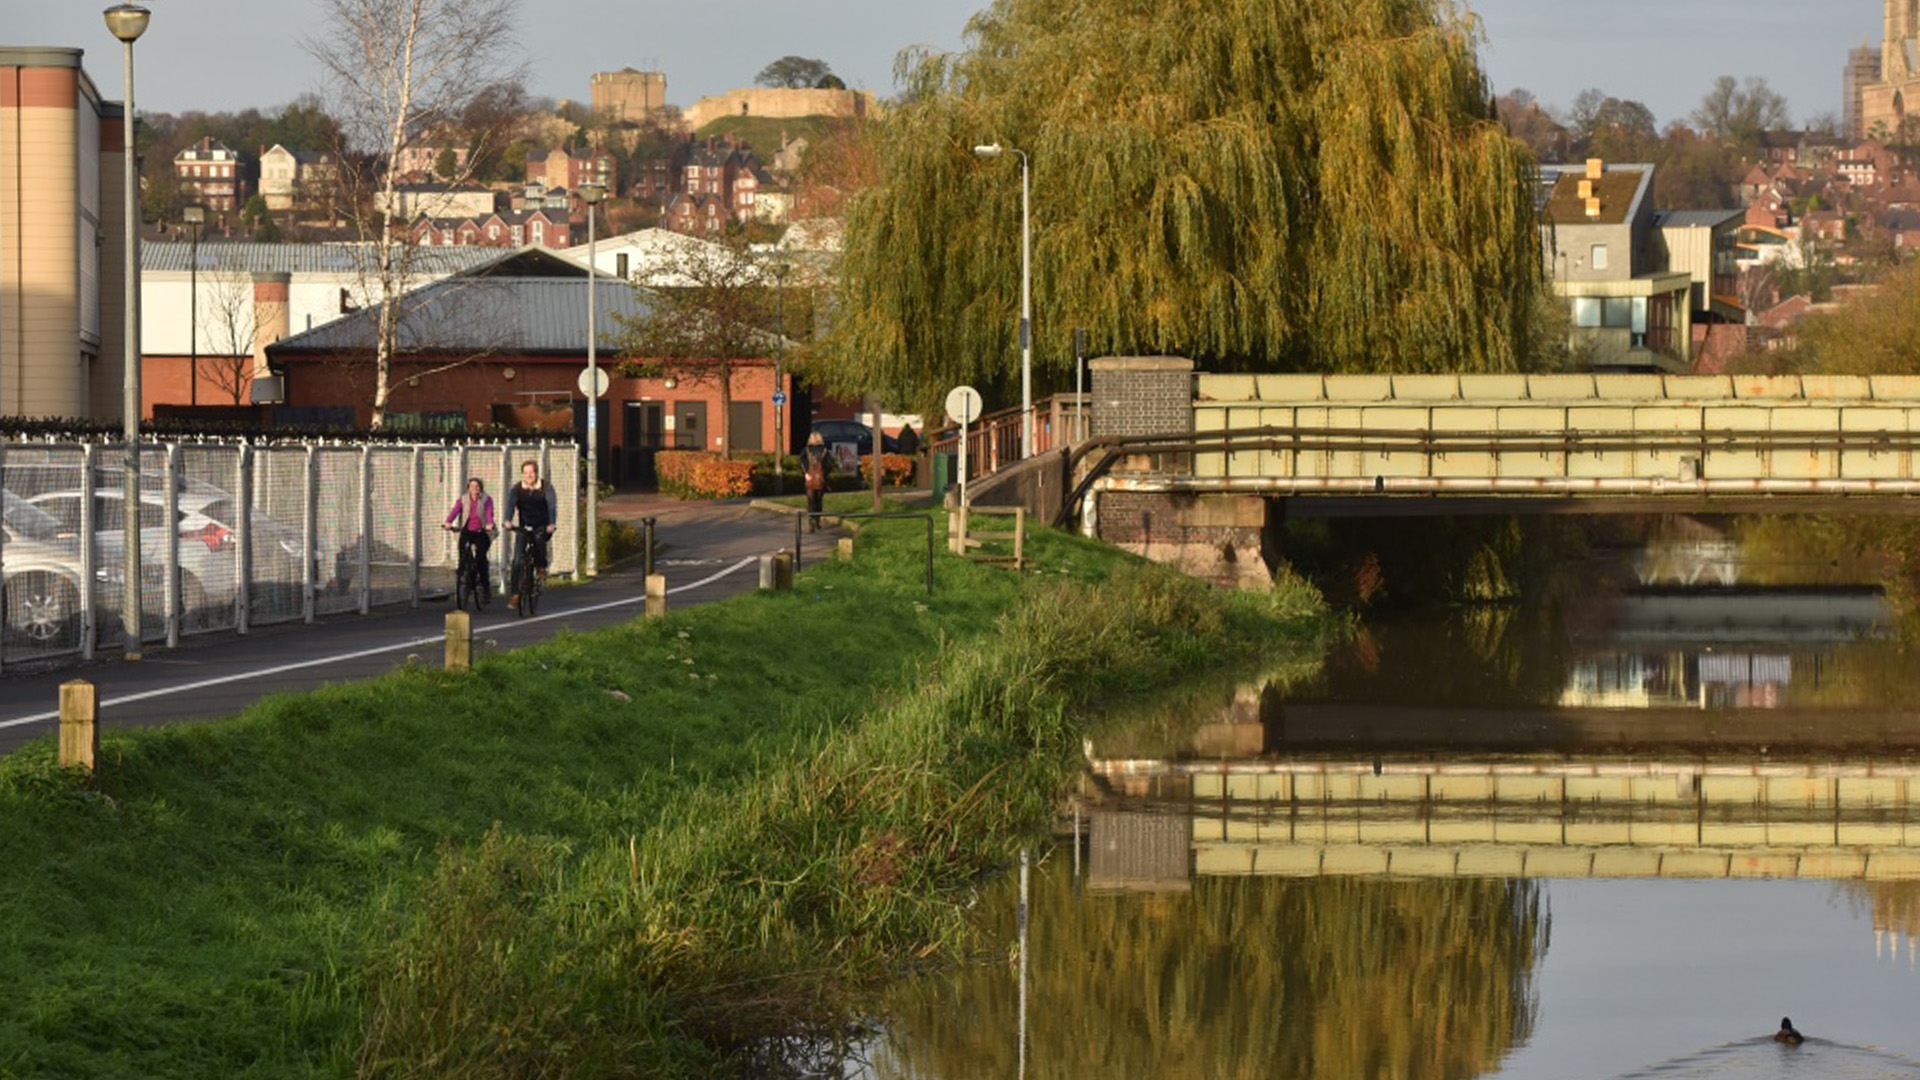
[514,558,534,619]
[525,572,541,617]
[455,556,473,611]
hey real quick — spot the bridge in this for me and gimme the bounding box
[1078,758,1920,888]
[1049,363,1920,586]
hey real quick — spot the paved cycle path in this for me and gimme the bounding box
[0,503,834,756]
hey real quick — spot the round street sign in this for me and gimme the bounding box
[945,385,983,426]
[771,390,788,406]
[577,366,610,399]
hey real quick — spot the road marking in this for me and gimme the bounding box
[0,557,757,732]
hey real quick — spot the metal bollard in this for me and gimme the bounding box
[642,516,656,579]
[645,574,667,618]
[444,610,472,672]
[58,680,98,773]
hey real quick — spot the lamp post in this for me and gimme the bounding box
[772,257,790,496]
[972,142,1032,458]
[106,1,150,660]
[579,181,606,578]
[183,204,203,406]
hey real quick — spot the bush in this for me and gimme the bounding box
[656,451,755,499]
[859,453,916,486]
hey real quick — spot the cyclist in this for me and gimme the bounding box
[502,459,558,608]
[442,476,496,605]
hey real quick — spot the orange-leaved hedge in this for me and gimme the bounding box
[859,454,916,486]
[656,451,755,498]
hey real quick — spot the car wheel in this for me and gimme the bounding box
[5,571,79,649]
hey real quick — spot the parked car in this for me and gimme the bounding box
[0,493,94,648]
[8,465,349,628]
[810,418,899,456]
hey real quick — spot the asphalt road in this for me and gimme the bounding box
[0,504,833,755]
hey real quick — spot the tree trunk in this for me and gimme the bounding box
[719,360,733,460]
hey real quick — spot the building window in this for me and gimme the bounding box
[1590,244,1608,271]
[1571,297,1602,328]
[532,220,545,244]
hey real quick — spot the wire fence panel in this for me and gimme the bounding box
[1,445,91,664]
[314,449,365,617]
[177,444,243,635]
[368,448,416,608]
[251,448,311,626]
[0,435,576,671]
[547,443,580,578]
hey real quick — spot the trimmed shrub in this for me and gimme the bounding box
[859,453,916,486]
[656,451,756,499]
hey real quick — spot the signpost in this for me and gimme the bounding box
[945,385,983,507]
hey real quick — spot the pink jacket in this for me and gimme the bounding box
[446,493,496,532]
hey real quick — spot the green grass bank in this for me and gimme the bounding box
[0,501,1323,1078]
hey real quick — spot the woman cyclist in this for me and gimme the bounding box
[442,476,496,605]
[501,460,558,607]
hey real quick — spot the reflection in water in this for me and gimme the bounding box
[865,863,1546,1080]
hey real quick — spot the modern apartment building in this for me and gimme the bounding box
[0,46,131,419]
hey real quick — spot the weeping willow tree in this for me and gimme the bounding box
[874,864,1547,1080]
[820,0,1546,411]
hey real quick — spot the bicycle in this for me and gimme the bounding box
[507,523,548,619]
[443,524,491,611]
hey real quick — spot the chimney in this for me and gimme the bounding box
[251,272,292,386]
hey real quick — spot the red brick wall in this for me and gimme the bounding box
[274,353,789,452]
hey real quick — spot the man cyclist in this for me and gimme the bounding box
[502,459,558,608]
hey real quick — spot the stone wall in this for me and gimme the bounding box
[683,88,876,132]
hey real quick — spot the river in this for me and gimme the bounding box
[850,519,1920,1079]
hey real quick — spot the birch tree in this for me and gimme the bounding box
[820,0,1547,411]
[305,0,527,427]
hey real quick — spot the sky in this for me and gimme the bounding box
[6,0,1889,132]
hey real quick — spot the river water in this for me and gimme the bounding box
[852,525,1920,1079]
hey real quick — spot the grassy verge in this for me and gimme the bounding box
[0,509,1322,1078]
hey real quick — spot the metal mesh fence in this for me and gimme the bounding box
[0,436,576,671]
[252,448,311,626]
[177,444,244,635]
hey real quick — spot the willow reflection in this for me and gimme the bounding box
[871,862,1547,1080]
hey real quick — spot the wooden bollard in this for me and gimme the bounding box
[774,550,794,590]
[444,610,472,672]
[645,574,667,618]
[837,537,854,562]
[58,680,98,773]
[759,554,777,591]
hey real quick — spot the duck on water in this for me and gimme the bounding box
[1774,1018,1805,1046]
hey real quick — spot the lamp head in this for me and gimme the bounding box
[579,182,607,205]
[103,3,151,43]
[972,144,1005,159]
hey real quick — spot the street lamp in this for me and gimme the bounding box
[106,1,150,660]
[772,257,790,496]
[973,142,1033,458]
[183,205,204,406]
[579,180,606,578]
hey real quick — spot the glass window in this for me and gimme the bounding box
[1571,297,1602,328]
[1602,297,1634,328]
[1590,244,1609,271]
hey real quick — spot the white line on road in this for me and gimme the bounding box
[0,557,758,732]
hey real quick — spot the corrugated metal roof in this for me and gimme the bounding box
[142,242,499,275]
[1651,209,1745,229]
[268,277,652,355]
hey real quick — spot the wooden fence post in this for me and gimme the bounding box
[774,550,794,590]
[646,574,667,618]
[444,611,472,673]
[837,537,854,562]
[58,680,98,773]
